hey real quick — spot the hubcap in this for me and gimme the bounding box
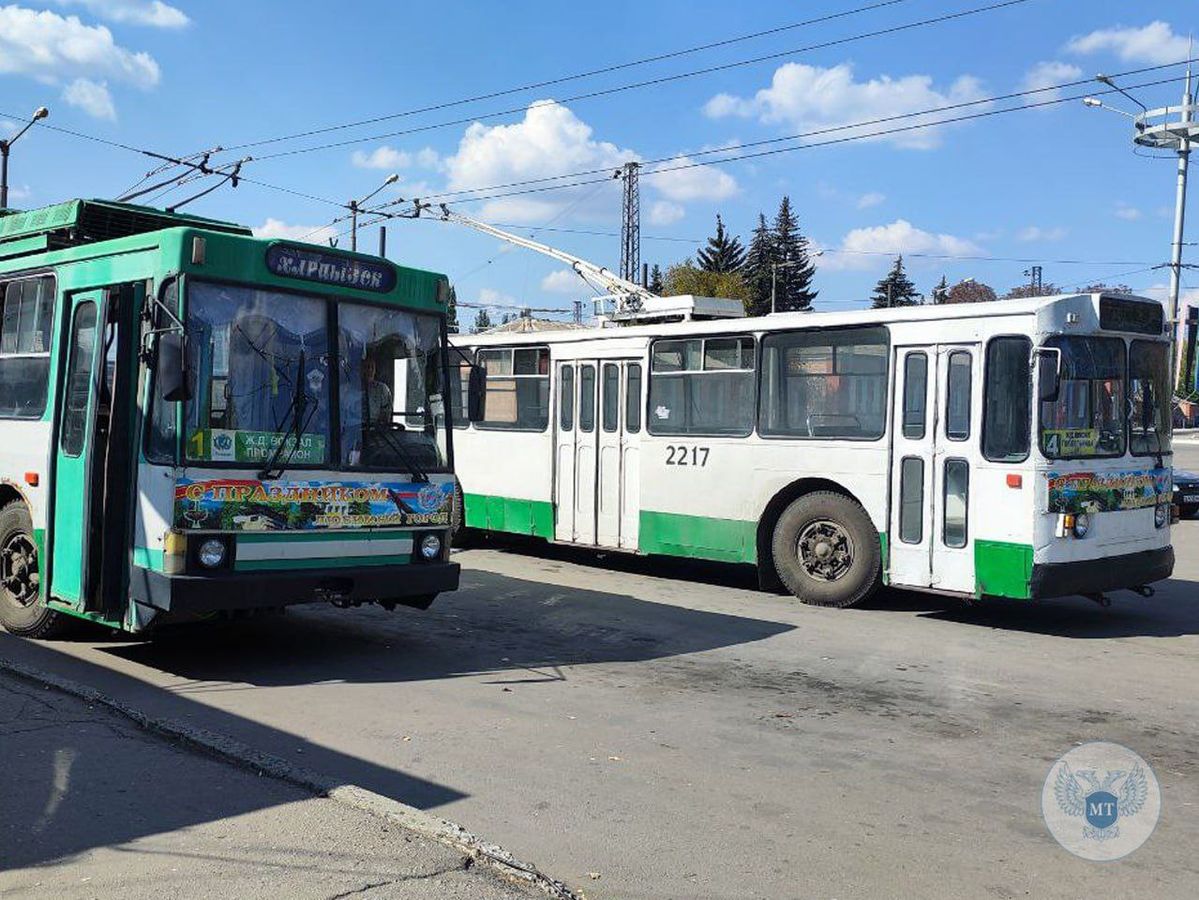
[1,532,40,608]
[796,520,855,582]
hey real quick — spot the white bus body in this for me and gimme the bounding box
[450,293,1174,607]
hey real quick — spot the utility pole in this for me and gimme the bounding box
[1024,265,1043,294]
[348,173,399,253]
[1085,67,1198,382]
[618,162,640,283]
[1,106,49,209]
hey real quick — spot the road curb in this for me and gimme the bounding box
[0,655,583,900]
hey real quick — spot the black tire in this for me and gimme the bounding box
[770,491,881,608]
[450,482,477,548]
[0,502,67,638]
[1180,504,1199,520]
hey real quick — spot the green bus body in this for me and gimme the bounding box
[0,200,460,635]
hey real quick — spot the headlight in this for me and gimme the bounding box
[1072,513,1090,539]
[1155,504,1169,529]
[197,538,226,568]
[419,534,442,560]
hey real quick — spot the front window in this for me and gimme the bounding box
[337,302,447,471]
[1039,336,1125,459]
[1129,340,1172,455]
[185,282,332,466]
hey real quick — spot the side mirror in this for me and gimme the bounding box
[467,365,486,422]
[158,332,192,402]
[1035,347,1061,403]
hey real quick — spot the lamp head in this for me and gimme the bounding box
[1082,97,1103,108]
[1095,74,1115,87]
[384,173,399,185]
[32,106,49,120]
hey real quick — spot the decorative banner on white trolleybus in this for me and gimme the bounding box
[1047,469,1171,514]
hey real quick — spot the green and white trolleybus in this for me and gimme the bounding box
[0,199,464,637]
[450,292,1175,607]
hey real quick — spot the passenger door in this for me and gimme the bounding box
[888,343,979,593]
[595,360,642,549]
[49,290,106,608]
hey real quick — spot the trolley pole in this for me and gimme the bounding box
[0,106,49,209]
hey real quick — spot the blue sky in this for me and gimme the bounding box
[1,0,1196,320]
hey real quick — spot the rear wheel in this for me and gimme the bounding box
[1179,504,1198,520]
[771,491,881,608]
[0,502,67,638]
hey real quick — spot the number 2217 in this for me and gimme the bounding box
[666,445,709,467]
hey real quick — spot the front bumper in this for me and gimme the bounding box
[129,561,460,614]
[1029,546,1173,599]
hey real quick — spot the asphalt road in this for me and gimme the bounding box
[4,449,1199,898]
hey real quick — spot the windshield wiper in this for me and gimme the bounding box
[259,350,314,480]
[363,420,430,482]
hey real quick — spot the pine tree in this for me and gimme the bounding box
[742,213,775,317]
[772,196,818,311]
[696,215,746,273]
[648,264,664,294]
[446,284,459,333]
[930,275,949,304]
[473,308,492,332]
[870,256,920,308]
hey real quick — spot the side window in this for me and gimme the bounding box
[902,352,927,439]
[945,350,972,441]
[579,364,595,433]
[648,335,755,436]
[899,457,924,544]
[626,362,642,434]
[476,346,550,431]
[602,362,619,432]
[559,364,574,431]
[445,348,472,430]
[983,337,1031,462]
[759,326,889,439]
[0,276,55,420]
[146,281,180,463]
[61,302,99,457]
[943,459,969,548]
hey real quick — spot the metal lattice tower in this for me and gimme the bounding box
[618,162,640,283]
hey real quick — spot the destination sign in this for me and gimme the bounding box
[266,244,396,293]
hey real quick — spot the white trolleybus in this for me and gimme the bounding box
[450,292,1175,608]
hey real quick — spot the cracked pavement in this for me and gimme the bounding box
[0,672,540,899]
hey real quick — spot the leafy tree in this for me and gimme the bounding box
[696,214,746,273]
[944,279,998,304]
[1003,282,1063,299]
[870,256,920,308]
[648,264,664,294]
[929,275,949,304]
[1076,282,1133,294]
[446,284,459,333]
[771,196,818,311]
[472,308,492,332]
[663,258,749,302]
[742,213,775,317]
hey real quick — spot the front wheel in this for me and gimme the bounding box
[770,491,881,608]
[0,502,68,638]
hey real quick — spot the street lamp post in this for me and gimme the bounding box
[0,106,49,209]
[349,173,399,252]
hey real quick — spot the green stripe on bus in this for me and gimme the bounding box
[975,540,1034,599]
[463,493,554,539]
[234,554,412,572]
[132,547,165,572]
[638,510,757,564]
[237,530,415,544]
[880,532,889,585]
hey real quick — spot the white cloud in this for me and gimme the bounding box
[443,100,635,222]
[1017,225,1068,242]
[823,219,981,270]
[62,78,115,120]
[51,1,189,28]
[0,5,160,121]
[1139,283,1199,305]
[856,191,885,209]
[1066,21,1190,66]
[415,147,441,169]
[1115,203,1143,221]
[1021,61,1083,102]
[704,62,987,150]
[647,156,737,202]
[478,287,518,308]
[351,146,411,170]
[541,269,587,294]
[253,218,337,246]
[649,200,686,226]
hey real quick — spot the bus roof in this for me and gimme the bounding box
[454,292,1163,346]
